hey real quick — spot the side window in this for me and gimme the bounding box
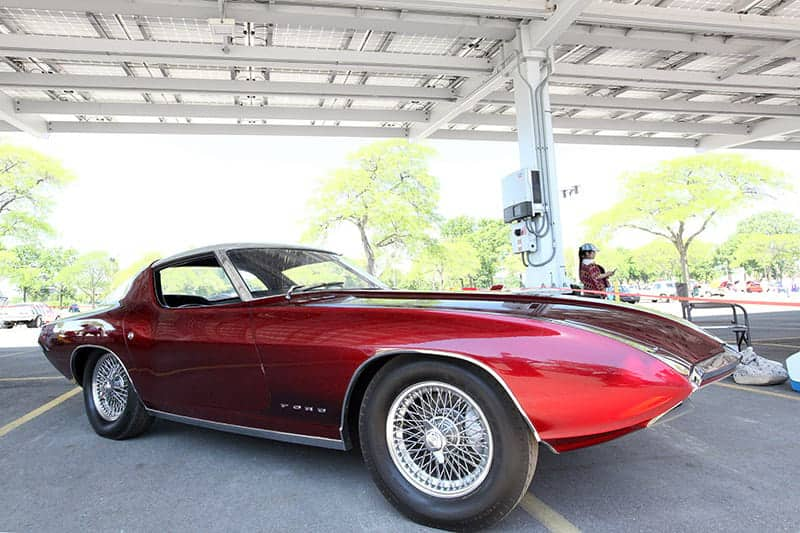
[157,256,239,308]
[239,269,270,294]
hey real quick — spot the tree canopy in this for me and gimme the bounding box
[587,153,786,284]
[305,140,439,275]
[0,144,74,244]
[720,210,800,279]
[56,252,118,306]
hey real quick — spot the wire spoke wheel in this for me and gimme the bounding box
[386,381,493,498]
[91,353,129,422]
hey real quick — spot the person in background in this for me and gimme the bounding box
[579,243,615,298]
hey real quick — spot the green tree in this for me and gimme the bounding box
[588,154,785,284]
[442,216,512,287]
[736,210,800,235]
[720,211,800,280]
[0,145,74,243]
[0,244,77,302]
[110,251,161,292]
[408,239,480,290]
[57,251,118,306]
[305,140,439,275]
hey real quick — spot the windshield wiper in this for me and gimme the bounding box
[286,281,345,300]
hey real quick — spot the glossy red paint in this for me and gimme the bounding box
[39,263,731,453]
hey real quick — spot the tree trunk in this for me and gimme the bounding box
[357,223,376,275]
[676,240,690,285]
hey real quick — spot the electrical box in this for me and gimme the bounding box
[509,221,538,254]
[502,168,544,223]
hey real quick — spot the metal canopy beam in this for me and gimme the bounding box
[35,120,699,146]
[697,118,800,151]
[410,0,593,141]
[0,72,456,101]
[14,100,428,123]
[559,26,784,57]
[16,99,751,135]
[552,64,800,96]
[8,0,800,41]
[0,92,47,137]
[546,94,800,119]
[1,0,528,40]
[0,34,493,77]
[579,2,800,40]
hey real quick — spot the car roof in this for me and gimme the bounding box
[151,242,338,268]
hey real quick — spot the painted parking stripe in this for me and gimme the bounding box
[753,342,800,349]
[0,376,64,382]
[713,382,800,401]
[520,493,581,533]
[0,349,39,359]
[0,387,81,438]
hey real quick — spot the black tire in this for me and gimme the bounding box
[27,316,43,328]
[83,351,153,440]
[359,358,538,531]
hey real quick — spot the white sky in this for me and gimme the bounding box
[2,132,799,270]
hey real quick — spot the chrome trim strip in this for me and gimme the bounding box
[215,249,253,302]
[339,349,547,449]
[647,399,694,427]
[551,318,693,377]
[148,409,346,451]
[153,243,337,268]
[69,344,140,395]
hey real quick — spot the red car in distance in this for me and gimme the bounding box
[746,281,763,293]
[38,244,741,530]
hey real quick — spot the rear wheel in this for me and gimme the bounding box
[359,358,538,531]
[83,351,153,440]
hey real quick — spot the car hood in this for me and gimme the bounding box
[306,289,726,364]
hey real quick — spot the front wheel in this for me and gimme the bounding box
[359,358,538,531]
[83,351,153,440]
[27,316,42,328]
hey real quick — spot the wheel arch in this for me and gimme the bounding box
[339,349,545,451]
[70,345,137,393]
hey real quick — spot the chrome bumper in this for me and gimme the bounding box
[689,345,742,389]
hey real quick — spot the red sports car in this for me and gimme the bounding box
[39,244,740,530]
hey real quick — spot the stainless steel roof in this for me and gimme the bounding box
[1,0,800,150]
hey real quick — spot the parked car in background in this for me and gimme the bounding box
[619,285,640,303]
[649,280,676,302]
[0,303,45,328]
[38,243,741,531]
[746,281,763,293]
[31,303,61,323]
[694,283,724,297]
[68,303,81,313]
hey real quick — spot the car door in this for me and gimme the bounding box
[127,253,268,425]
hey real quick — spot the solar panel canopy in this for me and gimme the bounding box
[1,0,800,150]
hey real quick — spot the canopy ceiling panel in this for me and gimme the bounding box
[0,0,798,148]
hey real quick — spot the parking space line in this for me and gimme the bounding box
[713,382,800,401]
[753,342,800,349]
[0,376,64,382]
[520,493,581,533]
[754,337,800,343]
[0,387,81,438]
[0,349,39,359]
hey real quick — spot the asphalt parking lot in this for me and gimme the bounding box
[1,312,798,532]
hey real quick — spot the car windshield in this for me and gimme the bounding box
[226,248,386,298]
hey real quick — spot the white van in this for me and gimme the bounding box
[650,280,676,302]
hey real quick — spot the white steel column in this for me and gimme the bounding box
[512,54,567,288]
